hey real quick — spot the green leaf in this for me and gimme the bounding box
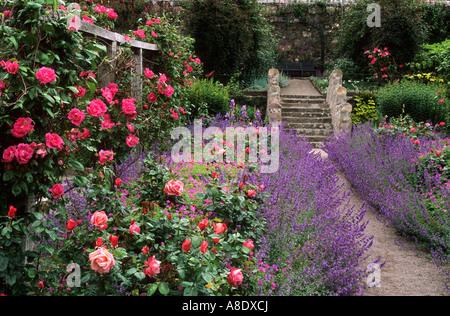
[184,285,198,296]
[12,182,22,196]
[0,256,9,272]
[158,282,170,295]
[68,159,85,172]
[146,283,158,296]
[72,175,89,187]
[3,170,14,182]
[126,267,137,276]
[134,271,146,281]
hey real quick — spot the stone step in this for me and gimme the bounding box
[281,94,325,100]
[310,142,324,149]
[294,128,333,136]
[281,97,327,104]
[286,122,333,130]
[281,102,329,109]
[282,107,331,114]
[282,116,332,124]
[282,111,331,119]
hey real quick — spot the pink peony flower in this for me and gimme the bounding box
[89,246,115,274]
[36,67,57,84]
[11,117,34,138]
[15,143,34,164]
[126,134,139,147]
[68,108,85,126]
[49,183,64,199]
[45,133,64,151]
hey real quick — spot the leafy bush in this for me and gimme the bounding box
[183,0,278,83]
[185,79,230,116]
[350,91,378,124]
[408,39,450,81]
[376,80,447,124]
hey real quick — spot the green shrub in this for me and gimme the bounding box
[408,39,450,81]
[186,78,231,116]
[377,80,447,124]
[350,91,378,124]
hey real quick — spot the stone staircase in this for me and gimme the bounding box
[281,94,333,148]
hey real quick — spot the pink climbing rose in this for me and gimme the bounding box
[11,117,34,138]
[45,133,64,151]
[36,67,57,84]
[15,143,34,164]
[86,99,107,117]
[49,183,64,199]
[126,134,139,147]
[98,149,114,165]
[68,108,85,126]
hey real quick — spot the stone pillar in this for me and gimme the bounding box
[327,69,352,136]
[267,68,282,124]
[131,47,143,101]
[98,40,117,88]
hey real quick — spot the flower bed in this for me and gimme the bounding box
[323,118,450,279]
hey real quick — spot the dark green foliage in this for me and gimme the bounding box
[183,0,277,83]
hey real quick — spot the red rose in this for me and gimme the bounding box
[143,256,160,278]
[49,183,64,199]
[243,239,255,250]
[35,67,56,84]
[148,92,157,103]
[182,239,192,252]
[228,268,243,287]
[115,178,123,187]
[66,218,77,230]
[198,218,208,230]
[109,235,119,247]
[129,223,140,236]
[8,205,17,218]
[200,241,208,253]
[2,145,16,163]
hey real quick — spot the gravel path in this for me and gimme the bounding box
[311,148,449,296]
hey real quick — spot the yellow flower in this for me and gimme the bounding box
[205,283,213,289]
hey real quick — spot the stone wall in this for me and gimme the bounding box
[326,69,352,135]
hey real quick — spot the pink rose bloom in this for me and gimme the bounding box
[143,256,160,278]
[4,60,19,74]
[68,15,80,32]
[94,5,106,14]
[2,145,17,163]
[68,108,85,126]
[36,67,56,84]
[243,239,255,250]
[90,211,108,228]
[133,29,145,39]
[163,179,184,196]
[101,114,115,130]
[126,134,139,147]
[98,149,114,165]
[126,121,134,133]
[214,222,227,234]
[439,99,444,104]
[74,85,85,98]
[151,31,157,38]
[147,92,157,103]
[11,117,34,138]
[89,247,115,274]
[3,10,12,19]
[0,79,8,95]
[101,86,116,104]
[170,110,179,120]
[14,143,33,164]
[129,223,140,236]
[164,85,174,98]
[82,15,95,24]
[45,133,64,151]
[247,189,256,197]
[122,98,137,116]
[159,73,168,85]
[86,99,107,117]
[35,143,47,158]
[106,8,118,19]
[49,183,64,199]
[228,268,243,287]
[144,68,154,79]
